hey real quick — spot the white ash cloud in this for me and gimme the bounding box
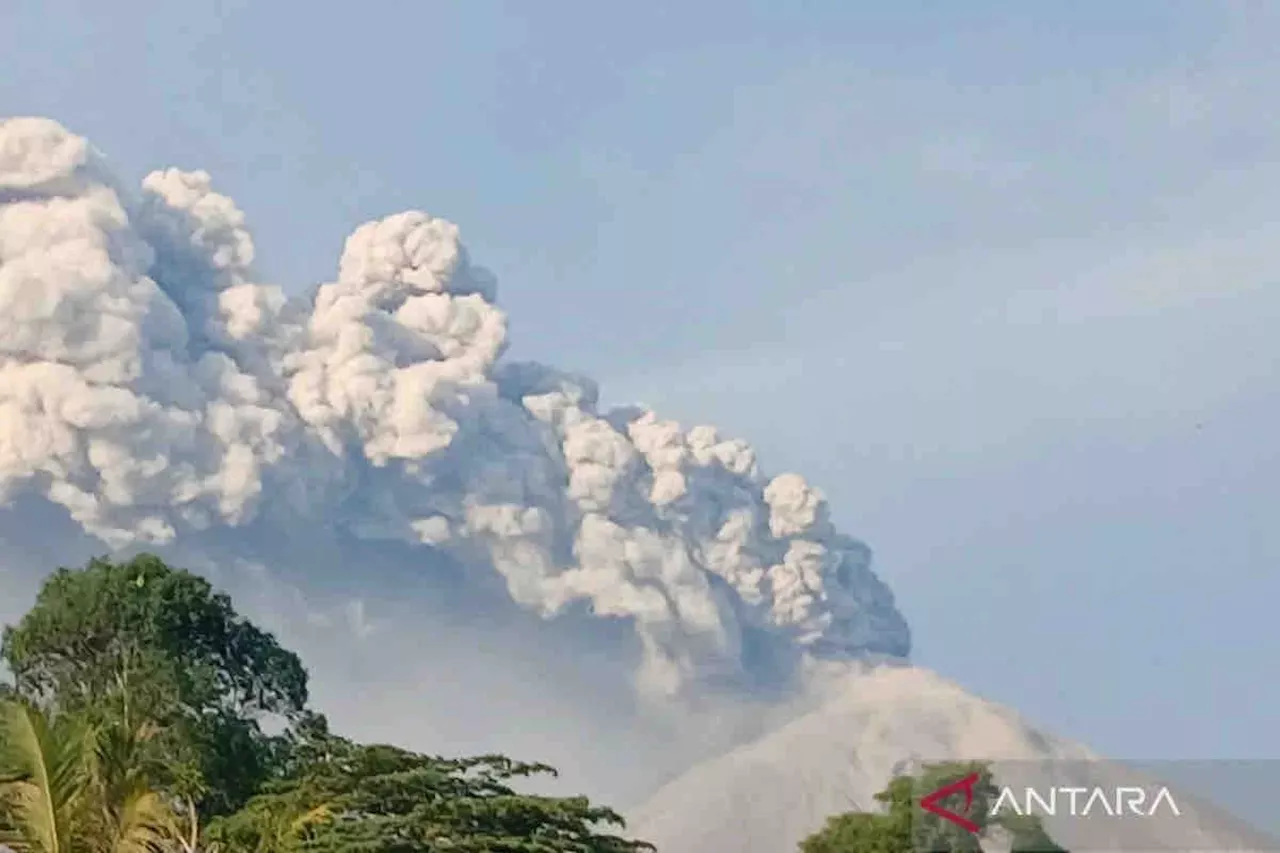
[0,116,909,697]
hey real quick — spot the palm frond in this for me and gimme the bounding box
[87,719,183,853]
[106,786,177,853]
[0,699,91,853]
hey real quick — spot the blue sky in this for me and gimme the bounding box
[3,0,1277,760]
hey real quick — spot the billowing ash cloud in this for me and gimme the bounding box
[0,116,909,697]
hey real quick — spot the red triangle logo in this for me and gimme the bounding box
[919,772,982,833]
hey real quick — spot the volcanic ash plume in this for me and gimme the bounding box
[0,116,910,697]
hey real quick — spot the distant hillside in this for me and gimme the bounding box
[629,665,1275,853]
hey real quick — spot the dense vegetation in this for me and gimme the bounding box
[0,553,1069,853]
[798,761,1068,853]
[0,554,652,852]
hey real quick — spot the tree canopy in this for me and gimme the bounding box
[800,761,1068,853]
[206,718,646,853]
[2,555,308,816]
[0,554,653,852]
[0,553,1069,853]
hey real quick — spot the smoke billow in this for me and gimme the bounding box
[0,116,910,792]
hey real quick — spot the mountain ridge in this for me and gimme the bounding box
[630,664,1280,853]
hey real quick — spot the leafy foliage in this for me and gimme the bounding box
[0,698,89,853]
[0,697,184,853]
[0,555,653,852]
[799,812,901,853]
[800,761,1067,853]
[205,715,652,852]
[1,554,308,816]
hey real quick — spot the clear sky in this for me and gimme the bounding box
[3,0,1277,761]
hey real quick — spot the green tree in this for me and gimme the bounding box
[799,762,1066,853]
[0,698,89,853]
[205,720,653,853]
[0,697,180,853]
[1,555,309,817]
[910,762,998,852]
[2,556,654,852]
[800,812,899,853]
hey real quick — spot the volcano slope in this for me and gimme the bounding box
[628,663,1276,853]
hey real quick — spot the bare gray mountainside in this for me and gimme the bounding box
[629,665,1088,853]
[630,665,1278,852]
